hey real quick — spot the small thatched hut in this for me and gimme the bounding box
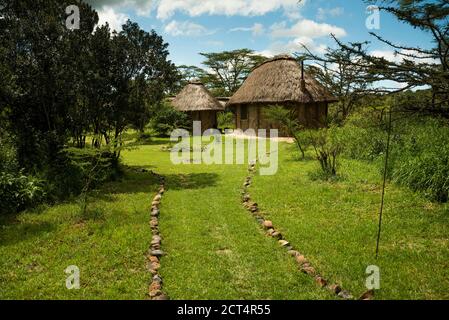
[227,55,337,135]
[171,80,225,132]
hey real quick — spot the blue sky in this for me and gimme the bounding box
[88,0,435,68]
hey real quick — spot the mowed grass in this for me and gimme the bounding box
[2,135,448,299]
[251,142,449,299]
[0,171,160,299]
[122,138,332,299]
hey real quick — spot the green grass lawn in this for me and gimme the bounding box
[0,171,160,299]
[251,142,449,300]
[1,136,448,299]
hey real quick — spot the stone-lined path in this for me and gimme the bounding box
[241,162,369,300]
[147,172,169,300]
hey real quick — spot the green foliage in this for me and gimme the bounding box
[217,111,235,131]
[339,109,449,202]
[388,117,449,202]
[42,147,121,202]
[264,105,306,159]
[339,108,388,160]
[199,49,266,96]
[305,126,344,177]
[0,172,45,214]
[150,102,190,137]
[0,130,18,173]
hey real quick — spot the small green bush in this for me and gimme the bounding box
[340,109,388,160]
[44,148,121,202]
[304,126,345,177]
[217,111,235,132]
[0,172,45,214]
[151,102,190,137]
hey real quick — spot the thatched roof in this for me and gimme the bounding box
[228,55,337,106]
[171,81,224,112]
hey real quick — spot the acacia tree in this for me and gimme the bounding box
[200,49,266,96]
[305,0,449,118]
[172,65,206,94]
[300,47,369,122]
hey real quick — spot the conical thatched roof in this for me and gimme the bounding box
[228,55,337,105]
[171,81,224,112]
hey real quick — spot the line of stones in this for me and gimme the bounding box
[242,163,356,300]
[147,174,169,300]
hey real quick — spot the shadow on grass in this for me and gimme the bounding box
[126,139,172,147]
[165,172,219,190]
[0,220,55,246]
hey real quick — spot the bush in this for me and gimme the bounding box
[339,109,388,160]
[305,126,344,177]
[217,111,235,132]
[151,102,190,137]
[43,147,121,202]
[0,129,19,173]
[0,172,45,214]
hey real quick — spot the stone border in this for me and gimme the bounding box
[242,163,368,300]
[147,173,169,300]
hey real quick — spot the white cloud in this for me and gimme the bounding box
[257,17,345,58]
[316,7,344,21]
[87,0,152,16]
[97,6,129,31]
[164,20,215,37]
[89,0,308,20]
[270,19,346,39]
[259,36,328,57]
[229,23,265,37]
[156,0,302,20]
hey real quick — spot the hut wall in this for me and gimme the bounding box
[187,110,218,133]
[200,110,218,132]
[234,102,328,136]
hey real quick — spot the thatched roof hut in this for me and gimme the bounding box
[171,81,224,132]
[172,81,224,112]
[227,54,337,134]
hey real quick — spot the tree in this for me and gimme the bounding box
[300,47,369,122]
[199,49,266,96]
[304,0,449,118]
[0,0,99,170]
[173,65,206,94]
[104,20,178,157]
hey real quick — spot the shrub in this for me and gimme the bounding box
[217,111,235,132]
[151,102,190,137]
[0,172,45,214]
[340,109,388,160]
[0,129,19,173]
[305,126,344,177]
[44,147,121,202]
[339,110,449,202]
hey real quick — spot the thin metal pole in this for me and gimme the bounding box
[376,107,392,259]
